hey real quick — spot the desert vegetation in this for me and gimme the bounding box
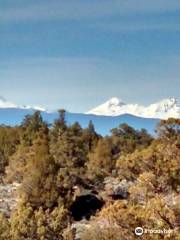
[0,111,179,239]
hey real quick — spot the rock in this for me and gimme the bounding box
[0,182,20,216]
[104,177,134,200]
[71,220,90,240]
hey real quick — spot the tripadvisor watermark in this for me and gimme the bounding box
[135,227,174,236]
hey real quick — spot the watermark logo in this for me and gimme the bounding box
[135,227,144,236]
[135,227,174,237]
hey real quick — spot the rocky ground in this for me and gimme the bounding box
[0,182,20,216]
[0,176,179,239]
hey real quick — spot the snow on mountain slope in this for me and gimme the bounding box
[0,97,46,111]
[143,98,180,119]
[0,97,18,108]
[0,96,159,135]
[87,97,180,119]
[87,97,144,116]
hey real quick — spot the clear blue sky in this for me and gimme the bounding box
[0,0,180,112]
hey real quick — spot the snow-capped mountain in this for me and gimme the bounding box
[87,97,180,119]
[143,98,180,119]
[0,97,46,111]
[0,96,159,135]
[0,96,18,109]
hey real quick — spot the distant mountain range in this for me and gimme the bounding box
[0,96,45,111]
[0,97,179,135]
[87,97,180,119]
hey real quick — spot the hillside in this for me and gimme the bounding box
[0,112,179,239]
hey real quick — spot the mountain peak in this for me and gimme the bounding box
[158,97,179,106]
[0,97,18,108]
[107,97,126,106]
[87,97,180,119]
[87,97,127,116]
[0,96,46,111]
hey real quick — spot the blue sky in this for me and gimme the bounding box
[0,0,180,112]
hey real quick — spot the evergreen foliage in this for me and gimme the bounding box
[0,112,179,239]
